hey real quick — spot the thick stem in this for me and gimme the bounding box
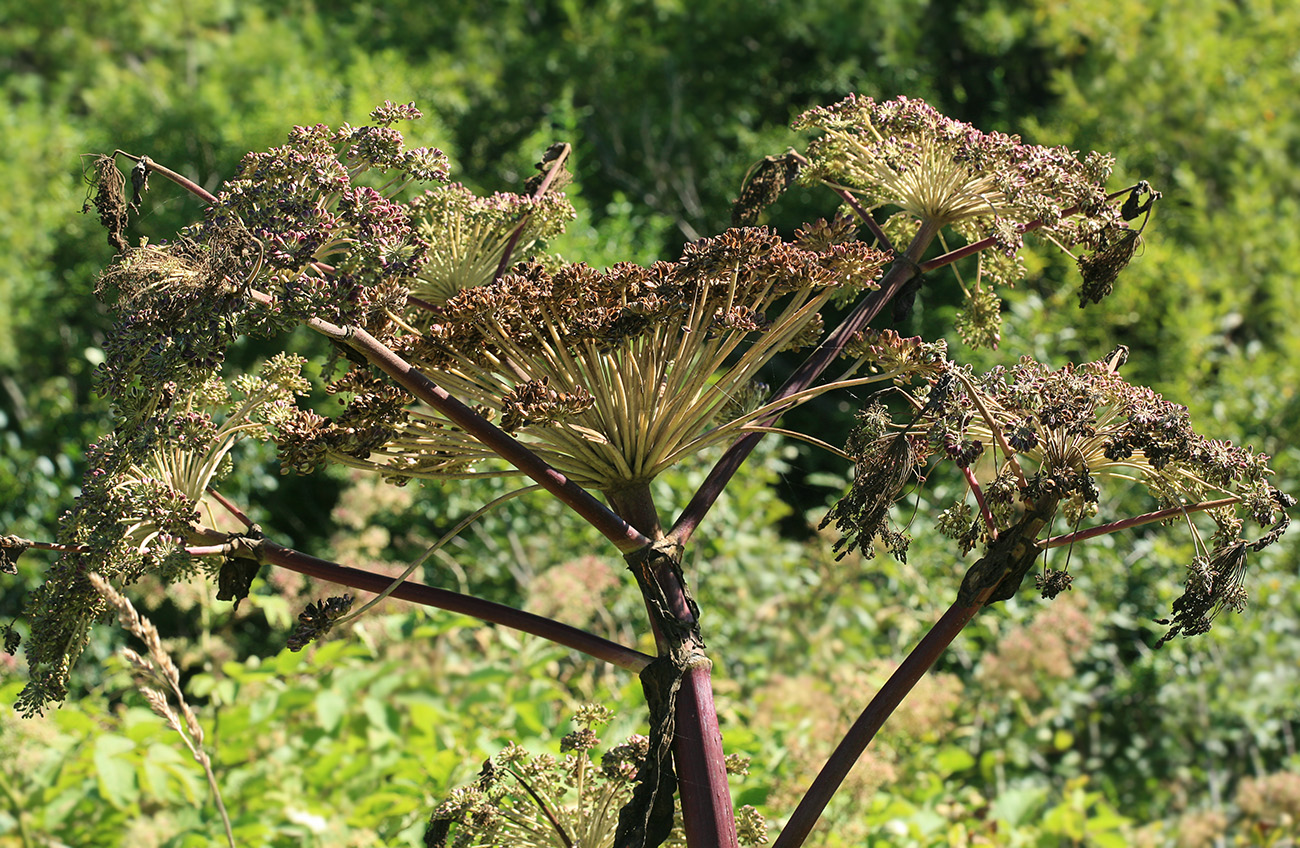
[115,151,219,204]
[771,597,988,848]
[675,662,738,848]
[1043,496,1240,549]
[775,504,1054,847]
[670,219,943,546]
[615,485,738,848]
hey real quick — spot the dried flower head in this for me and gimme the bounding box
[795,94,1150,346]
[295,227,890,491]
[15,354,309,715]
[287,595,355,651]
[840,347,1291,634]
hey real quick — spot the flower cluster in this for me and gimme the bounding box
[282,226,891,491]
[425,709,645,848]
[407,182,575,304]
[795,95,1149,345]
[15,354,310,715]
[828,347,1291,636]
[286,595,355,651]
[426,706,764,848]
[210,107,444,333]
[795,94,1117,246]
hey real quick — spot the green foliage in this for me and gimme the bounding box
[3,2,1299,847]
[0,614,634,847]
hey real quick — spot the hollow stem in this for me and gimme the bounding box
[253,535,652,672]
[1043,496,1241,549]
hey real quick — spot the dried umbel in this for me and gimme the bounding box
[209,101,446,335]
[832,347,1290,636]
[15,354,311,716]
[794,95,1152,346]
[291,227,892,492]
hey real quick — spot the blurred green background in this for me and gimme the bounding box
[1,0,1297,845]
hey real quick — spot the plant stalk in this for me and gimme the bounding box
[612,483,739,848]
[669,218,942,546]
[206,532,654,672]
[770,596,988,848]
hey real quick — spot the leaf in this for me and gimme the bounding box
[991,785,1049,828]
[314,690,348,734]
[93,733,139,809]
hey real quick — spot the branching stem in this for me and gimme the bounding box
[772,593,993,848]
[962,466,999,539]
[919,185,1143,273]
[1043,496,1240,549]
[670,217,943,545]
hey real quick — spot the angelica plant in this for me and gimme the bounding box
[3,95,1290,848]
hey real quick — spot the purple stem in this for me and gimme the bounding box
[244,293,650,554]
[258,537,652,672]
[493,143,572,282]
[771,597,989,848]
[609,483,740,848]
[669,219,942,546]
[676,662,739,848]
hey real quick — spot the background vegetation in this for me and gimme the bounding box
[2,0,1297,845]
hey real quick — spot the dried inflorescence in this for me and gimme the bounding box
[16,355,311,715]
[795,94,1151,346]
[425,709,639,848]
[294,226,891,491]
[407,182,575,303]
[830,347,1290,636]
[286,595,355,651]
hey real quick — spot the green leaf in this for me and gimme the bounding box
[991,784,1049,828]
[93,733,139,809]
[935,746,976,775]
[315,689,348,734]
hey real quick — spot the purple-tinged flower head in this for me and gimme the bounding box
[795,95,1113,238]
[208,108,447,332]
